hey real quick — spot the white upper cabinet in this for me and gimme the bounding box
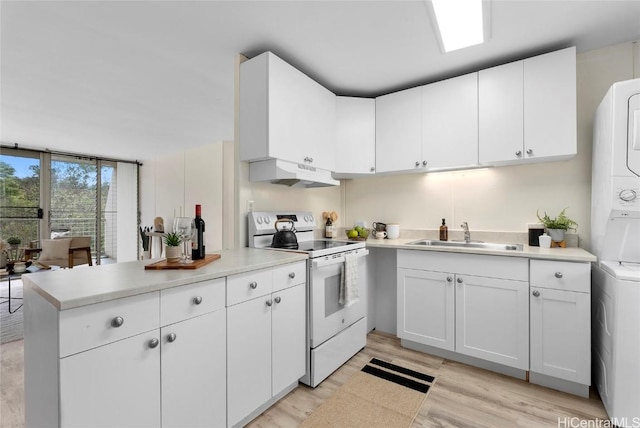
[523,47,577,160]
[376,73,479,174]
[375,86,423,173]
[333,96,376,177]
[240,52,336,171]
[479,46,576,165]
[478,61,524,164]
[422,73,479,169]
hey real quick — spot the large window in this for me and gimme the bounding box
[1,147,138,264]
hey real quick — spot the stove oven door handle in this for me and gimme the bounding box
[311,249,369,268]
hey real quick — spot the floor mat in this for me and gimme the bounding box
[301,357,436,428]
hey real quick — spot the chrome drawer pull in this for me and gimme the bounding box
[250,281,258,289]
[193,296,203,305]
[111,316,124,328]
[274,296,281,304]
[456,277,463,284]
[532,290,540,297]
[266,299,273,307]
[554,272,563,279]
[289,272,296,279]
[167,333,177,343]
[148,338,159,349]
[446,276,453,282]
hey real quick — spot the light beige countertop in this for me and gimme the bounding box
[363,237,597,263]
[23,247,308,310]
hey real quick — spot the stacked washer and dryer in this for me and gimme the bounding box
[591,78,640,427]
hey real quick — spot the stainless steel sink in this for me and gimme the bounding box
[407,239,524,251]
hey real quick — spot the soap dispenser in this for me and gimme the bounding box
[439,218,448,241]
[538,233,552,248]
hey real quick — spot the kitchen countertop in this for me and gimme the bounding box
[364,237,597,263]
[23,247,308,310]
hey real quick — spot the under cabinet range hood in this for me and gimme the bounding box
[249,159,339,187]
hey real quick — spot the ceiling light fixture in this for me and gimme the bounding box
[431,0,486,52]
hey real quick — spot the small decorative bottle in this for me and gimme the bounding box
[439,218,448,241]
[325,217,335,239]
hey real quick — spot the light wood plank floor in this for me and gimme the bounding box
[1,331,608,427]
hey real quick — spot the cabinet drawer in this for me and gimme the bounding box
[273,261,306,292]
[161,278,226,326]
[227,268,273,306]
[530,260,590,292]
[59,292,160,358]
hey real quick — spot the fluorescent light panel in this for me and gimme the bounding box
[432,0,484,52]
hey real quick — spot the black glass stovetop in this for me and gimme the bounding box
[269,240,359,252]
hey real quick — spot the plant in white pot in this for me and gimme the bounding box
[536,208,578,242]
[164,232,182,263]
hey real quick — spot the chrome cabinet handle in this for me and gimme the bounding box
[456,277,463,284]
[526,149,533,155]
[554,272,563,279]
[250,281,258,289]
[370,167,375,172]
[446,276,453,282]
[532,290,540,297]
[274,296,281,304]
[515,150,522,157]
[288,272,296,279]
[415,161,420,167]
[266,299,273,307]
[148,338,159,349]
[167,333,177,343]
[111,316,124,328]
[193,296,203,305]
[309,157,313,163]
[422,160,427,166]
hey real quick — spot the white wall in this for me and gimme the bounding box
[139,141,232,257]
[342,40,639,249]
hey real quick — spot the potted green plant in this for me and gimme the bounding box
[164,231,182,263]
[536,208,578,242]
[7,237,21,247]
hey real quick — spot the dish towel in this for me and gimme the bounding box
[339,252,359,308]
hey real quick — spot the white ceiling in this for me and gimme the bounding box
[2,1,640,162]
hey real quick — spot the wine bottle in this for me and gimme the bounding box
[192,204,206,260]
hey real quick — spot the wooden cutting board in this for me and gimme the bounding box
[145,253,221,270]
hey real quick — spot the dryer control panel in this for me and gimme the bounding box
[612,177,640,217]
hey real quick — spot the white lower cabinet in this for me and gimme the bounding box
[455,274,529,370]
[227,262,306,427]
[60,330,161,428]
[161,310,226,428]
[529,260,590,396]
[32,279,227,428]
[397,250,529,370]
[397,268,454,350]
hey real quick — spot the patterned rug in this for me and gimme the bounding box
[301,358,436,427]
[0,278,24,344]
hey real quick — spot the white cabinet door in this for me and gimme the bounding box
[422,73,479,169]
[375,86,423,173]
[524,47,576,160]
[227,296,272,427]
[59,331,161,428]
[455,275,529,370]
[272,283,306,395]
[240,52,336,171]
[161,310,226,428]
[334,96,376,176]
[530,287,590,384]
[478,60,524,165]
[397,268,455,351]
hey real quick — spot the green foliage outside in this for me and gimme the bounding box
[1,157,113,257]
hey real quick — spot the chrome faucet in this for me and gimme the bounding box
[461,222,471,243]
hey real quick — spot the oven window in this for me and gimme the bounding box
[324,273,343,317]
